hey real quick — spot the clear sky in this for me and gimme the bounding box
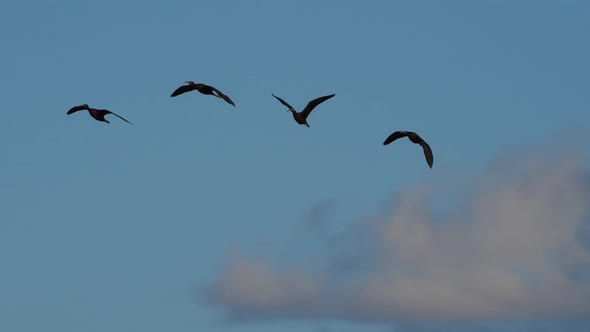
[1,1,589,331]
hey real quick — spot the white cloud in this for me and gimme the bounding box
[203,141,590,325]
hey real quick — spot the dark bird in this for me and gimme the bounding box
[271,93,335,127]
[170,81,235,106]
[67,104,132,125]
[383,131,434,168]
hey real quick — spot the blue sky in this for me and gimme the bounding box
[1,1,589,331]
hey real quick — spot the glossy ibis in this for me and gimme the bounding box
[67,104,132,125]
[170,81,235,106]
[383,131,433,168]
[271,93,335,127]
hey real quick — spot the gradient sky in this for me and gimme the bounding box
[1,1,589,331]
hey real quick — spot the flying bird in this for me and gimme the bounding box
[383,131,434,168]
[67,104,132,125]
[271,93,335,127]
[170,81,235,106]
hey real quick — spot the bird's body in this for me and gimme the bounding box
[67,104,132,124]
[383,131,434,168]
[271,93,335,127]
[170,81,235,106]
[291,111,309,126]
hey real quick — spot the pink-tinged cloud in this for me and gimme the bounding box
[203,142,590,324]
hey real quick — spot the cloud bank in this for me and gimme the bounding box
[203,141,590,325]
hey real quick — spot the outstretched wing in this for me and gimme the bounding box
[382,131,409,145]
[105,110,132,124]
[211,87,236,106]
[271,93,295,111]
[418,138,434,168]
[67,104,89,114]
[170,84,197,97]
[301,94,335,118]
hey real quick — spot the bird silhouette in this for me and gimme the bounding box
[67,104,132,125]
[170,81,235,106]
[271,93,335,127]
[383,131,433,168]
